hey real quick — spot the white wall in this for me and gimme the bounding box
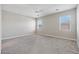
[2,10,35,40]
[37,9,76,40]
[77,5,79,48]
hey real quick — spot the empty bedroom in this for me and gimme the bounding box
[1,4,79,54]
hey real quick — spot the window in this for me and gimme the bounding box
[37,19,43,29]
[59,15,71,32]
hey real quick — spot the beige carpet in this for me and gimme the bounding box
[1,35,79,54]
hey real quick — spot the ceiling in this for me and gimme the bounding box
[2,4,77,18]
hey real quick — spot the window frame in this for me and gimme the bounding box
[59,15,71,32]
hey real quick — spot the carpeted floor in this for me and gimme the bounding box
[1,35,79,54]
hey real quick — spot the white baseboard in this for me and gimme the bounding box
[2,32,34,40]
[2,33,76,41]
[37,33,76,41]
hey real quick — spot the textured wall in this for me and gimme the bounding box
[37,9,76,40]
[2,10,35,39]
